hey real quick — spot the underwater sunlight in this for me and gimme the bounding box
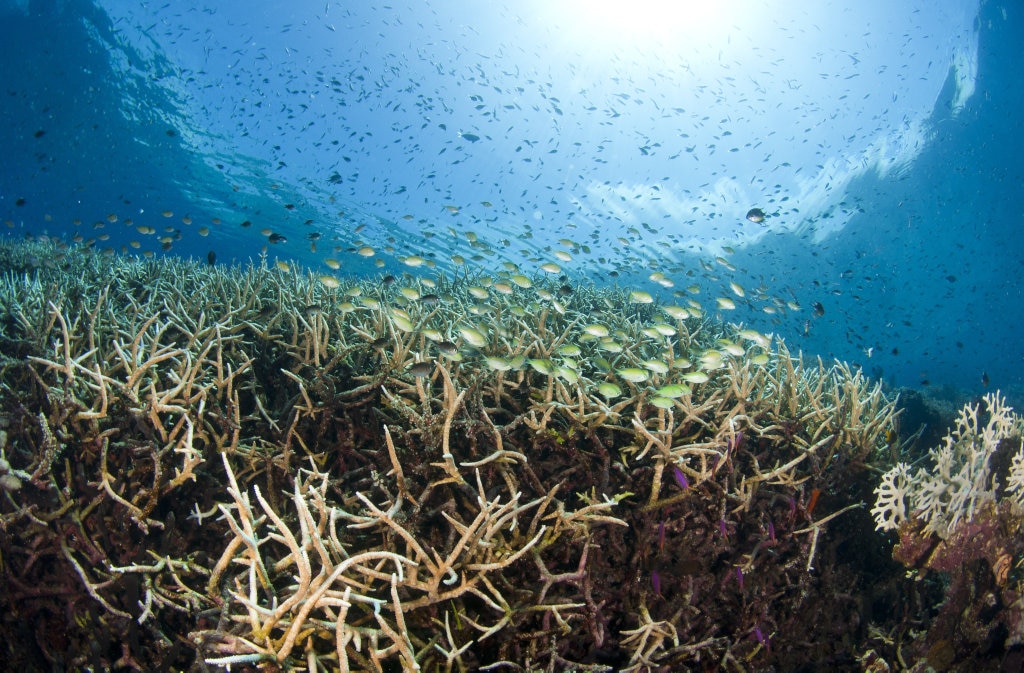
[0,0,1023,671]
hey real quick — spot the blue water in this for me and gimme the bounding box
[1,0,1021,398]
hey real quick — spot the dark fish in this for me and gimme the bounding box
[419,293,440,306]
[435,341,458,355]
[558,284,573,296]
[34,129,46,138]
[982,372,990,387]
[371,337,389,349]
[746,207,766,223]
[812,301,825,317]
[407,361,434,377]
[207,250,216,266]
[460,132,480,142]
[382,275,397,286]
[268,233,287,244]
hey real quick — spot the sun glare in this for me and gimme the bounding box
[553,0,731,50]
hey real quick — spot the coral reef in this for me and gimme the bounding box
[872,392,1023,538]
[0,239,906,671]
[872,393,1024,670]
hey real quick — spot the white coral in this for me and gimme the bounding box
[872,462,911,531]
[873,392,1021,538]
[1008,448,1024,506]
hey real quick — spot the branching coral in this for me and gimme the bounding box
[0,239,903,671]
[870,392,1024,668]
[872,391,1023,538]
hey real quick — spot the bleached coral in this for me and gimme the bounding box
[873,392,1023,539]
[870,463,911,532]
[1008,441,1024,506]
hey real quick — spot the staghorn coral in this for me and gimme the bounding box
[0,238,902,671]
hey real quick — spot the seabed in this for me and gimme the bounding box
[0,239,1021,672]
